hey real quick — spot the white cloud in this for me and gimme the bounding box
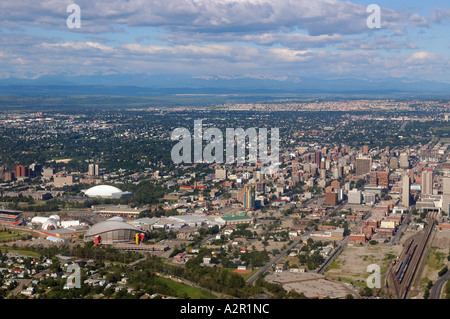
[0,0,439,35]
[0,1,449,83]
[406,51,439,64]
[337,36,418,51]
[41,41,114,52]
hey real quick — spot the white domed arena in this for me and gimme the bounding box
[31,215,60,230]
[49,215,60,221]
[81,185,132,199]
[42,218,59,230]
[84,217,141,245]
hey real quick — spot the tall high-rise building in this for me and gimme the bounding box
[325,192,338,206]
[88,164,100,176]
[362,145,369,155]
[389,157,398,169]
[319,169,326,179]
[421,168,433,196]
[325,160,331,170]
[320,157,326,169]
[356,157,371,176]
[332,168,338,180]
[443,177,450,195]
[255,181,266,193]
[369,171,378,186]
[42,168,54,179]
[402,173,410,207]
[3,171,14,182]
[348,189,363,204]
[377,171,389,189]
[243,184,255,210]
[88,164,95,176]
[28,163,42,177]
[314,150,321,165]
[337,165,343,178]
[399,153,409,169]
[443,177,450,214]
[14,165,29,178]
[409,170,415,184]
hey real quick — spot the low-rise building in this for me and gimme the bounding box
[349,233,367,243]
[215,214,254,226]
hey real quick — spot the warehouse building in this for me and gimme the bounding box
[90,204,145,218]
[215,214,254,226]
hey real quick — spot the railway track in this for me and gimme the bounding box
[390,212,436,299]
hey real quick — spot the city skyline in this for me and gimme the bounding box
[0,106,449,301]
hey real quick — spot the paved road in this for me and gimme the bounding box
[390,206,414,245]
[429,270,450,299]
[246,236,303,285]
[246,197,349,285]
[129,255,148,268]
[317,207,371,274]
[245,196,324,285]
[155,272,227,298]
[317,237,349,274]
[7,279,32,297]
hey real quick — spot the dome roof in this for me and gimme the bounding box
[83,185,123,197]
[31,216,49,224]
[31,215,60,228]
[84,218,138,237]
[42,218,59,230]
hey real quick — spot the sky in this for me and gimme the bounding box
[1,0,450,85]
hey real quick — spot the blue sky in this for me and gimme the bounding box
[1,0,449,85]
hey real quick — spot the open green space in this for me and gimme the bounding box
[0,230,31,242]
[426,247,446,272]
[0,245,41,257]
[224,268,257,280]
[325,275,368,289]
[155,276,216,299]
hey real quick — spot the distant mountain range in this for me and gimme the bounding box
[1,74,450,98]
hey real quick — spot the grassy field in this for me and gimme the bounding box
[444,281,450,299]
[325,275,368,289]
[0,245,41,257]
[223,268,257,281]
[324,243,402,290]
[0,230,30,242]
[155,276,216,299]
[426,247,446,271]
[420,246,447,290]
